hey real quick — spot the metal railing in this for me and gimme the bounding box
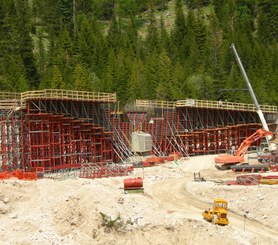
[176,99,277,113]
[0,89,117,109]
[0,91,21,100]
[135,99,176,109]
[136,99,277,114]
[21,89,117,103]
[0,90,277,114]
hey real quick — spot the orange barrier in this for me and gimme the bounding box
[145,156,165,164]
[0,171,12,179]
[0,170,37,181]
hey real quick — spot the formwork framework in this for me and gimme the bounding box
[0,90,277,175]
[0,90,117,174]
[132,99,277,156]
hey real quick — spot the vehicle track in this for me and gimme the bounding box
[150,177,278,241]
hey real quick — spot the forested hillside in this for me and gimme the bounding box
[0,0,277,106]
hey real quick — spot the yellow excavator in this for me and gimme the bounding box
[202,199,229,225]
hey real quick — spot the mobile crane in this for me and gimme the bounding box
[214,44,276,169]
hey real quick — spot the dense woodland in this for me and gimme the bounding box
[0,0,277,106]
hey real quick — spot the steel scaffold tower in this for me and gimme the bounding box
[0,90,277,175]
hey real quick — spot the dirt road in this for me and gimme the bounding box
[151,177,278,241]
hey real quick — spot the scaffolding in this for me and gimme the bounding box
[131,99,277,157]
[0,91,277,177]
[0,90,117,176]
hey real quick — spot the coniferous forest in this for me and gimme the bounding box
[0,0,277,106]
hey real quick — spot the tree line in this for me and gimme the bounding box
[0,0,277,106]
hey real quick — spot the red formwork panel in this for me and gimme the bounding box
[49,115,63,170]
[28,113,51,170]
[101,131,113,163]
[24,111,115,172]
[175,124,262,157]
[1,116,7,170]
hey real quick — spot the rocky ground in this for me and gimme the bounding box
[0,154,277,245]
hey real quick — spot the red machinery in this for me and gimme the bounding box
[215,128,273,169]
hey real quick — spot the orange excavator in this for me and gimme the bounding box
[214,128,273,170]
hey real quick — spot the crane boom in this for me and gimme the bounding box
[230,44,270,134]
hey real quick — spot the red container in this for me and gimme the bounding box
[124,177,143,190]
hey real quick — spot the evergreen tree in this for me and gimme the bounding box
[51,66,66,89]
[171,0,188,61]
[128,58,144,100]
[206,12,225,97]
[145,0,160,53]
[141,51,160,99]
[14,0,39,88]
[257,1,278,43]
[159,14,170,52]
[106,12,122,52]
[100,49,117,93]
[73,63,91,91]
[155,49,173,100]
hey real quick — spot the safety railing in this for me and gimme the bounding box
[176,99,277,113]
[0,91,21,100]
[21,89,117,103]
[136,98,277,113]
[0,99,21,109]
[135,99,176,109]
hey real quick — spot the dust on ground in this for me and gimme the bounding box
[0,154,277,245]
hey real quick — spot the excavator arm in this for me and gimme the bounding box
[214,128,273,169]
[235,129,273,158]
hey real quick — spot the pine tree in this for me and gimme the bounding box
[51,66,66,89]
[145,0,160,53]
[73,63,91,91]
[1,54,29,92]
[100,49,117,93]
[171,0,188,62]
[128,58,144,100]
[106,12,122,52]
[257,1,278,43]
[159,14,170,52]
[171,61,188,100]
[15,0,38,88]
[206,12,225,98]
[155,49,173,100]
[141,50,160,99]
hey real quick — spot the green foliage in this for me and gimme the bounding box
[99,212,132,233]
[0,0,276,105]
[51,66,66,89]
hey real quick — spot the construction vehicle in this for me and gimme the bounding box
[214,44,276,170]
[215,128,273,169]
[231,44,276,154]
[202,199,229,225]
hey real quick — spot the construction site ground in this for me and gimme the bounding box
[0,154,277,245]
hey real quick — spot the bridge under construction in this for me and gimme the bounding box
[0,89,277,178]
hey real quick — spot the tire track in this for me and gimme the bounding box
[150,177,278,241]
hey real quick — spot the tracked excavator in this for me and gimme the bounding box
[214,44,276,169]
[214,128,273,170]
